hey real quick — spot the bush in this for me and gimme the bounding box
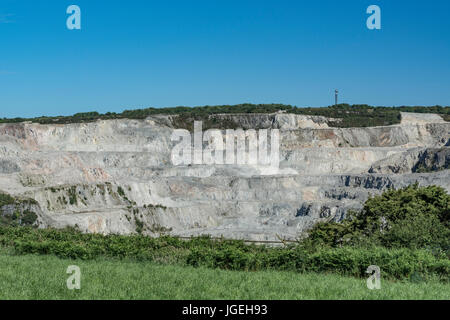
[306,184,450,252]
[117,186,125,197]
[185,245,449,281]
[0,193,15,207]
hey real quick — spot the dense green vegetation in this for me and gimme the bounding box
[1,104,449,128]
[306,184,449,252]
[0,192,16,207]
[1,250,448,300]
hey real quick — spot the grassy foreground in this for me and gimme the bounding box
[0,251,448,300]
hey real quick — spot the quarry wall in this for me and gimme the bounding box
[0,112,448,240]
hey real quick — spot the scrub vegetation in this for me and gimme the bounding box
[1,104,449,128]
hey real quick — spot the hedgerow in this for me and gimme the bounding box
[0,225,448,281]
[186,245,449,280]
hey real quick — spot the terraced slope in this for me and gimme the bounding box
[0,112,449,240]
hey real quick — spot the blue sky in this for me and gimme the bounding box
[0,0,449,118]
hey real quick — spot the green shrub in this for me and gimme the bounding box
[117,186,125,197]
[306,184,450,252]
[20,210,38,226]
[67,186,77,205]
[0,193,15,207]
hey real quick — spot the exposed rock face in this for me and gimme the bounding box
[206,113,334,130]
[0,112,449,240]
[370,147,450,174]
[0,198,42,227]
[413,148,450,172]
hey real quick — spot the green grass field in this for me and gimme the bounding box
[0,251,448,300]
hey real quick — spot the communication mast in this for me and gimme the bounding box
[335,89,338,106]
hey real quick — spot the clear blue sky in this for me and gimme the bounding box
[1,0,449,118]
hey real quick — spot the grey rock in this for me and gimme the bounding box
[0,159,20,174]
[0,112,448,240]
